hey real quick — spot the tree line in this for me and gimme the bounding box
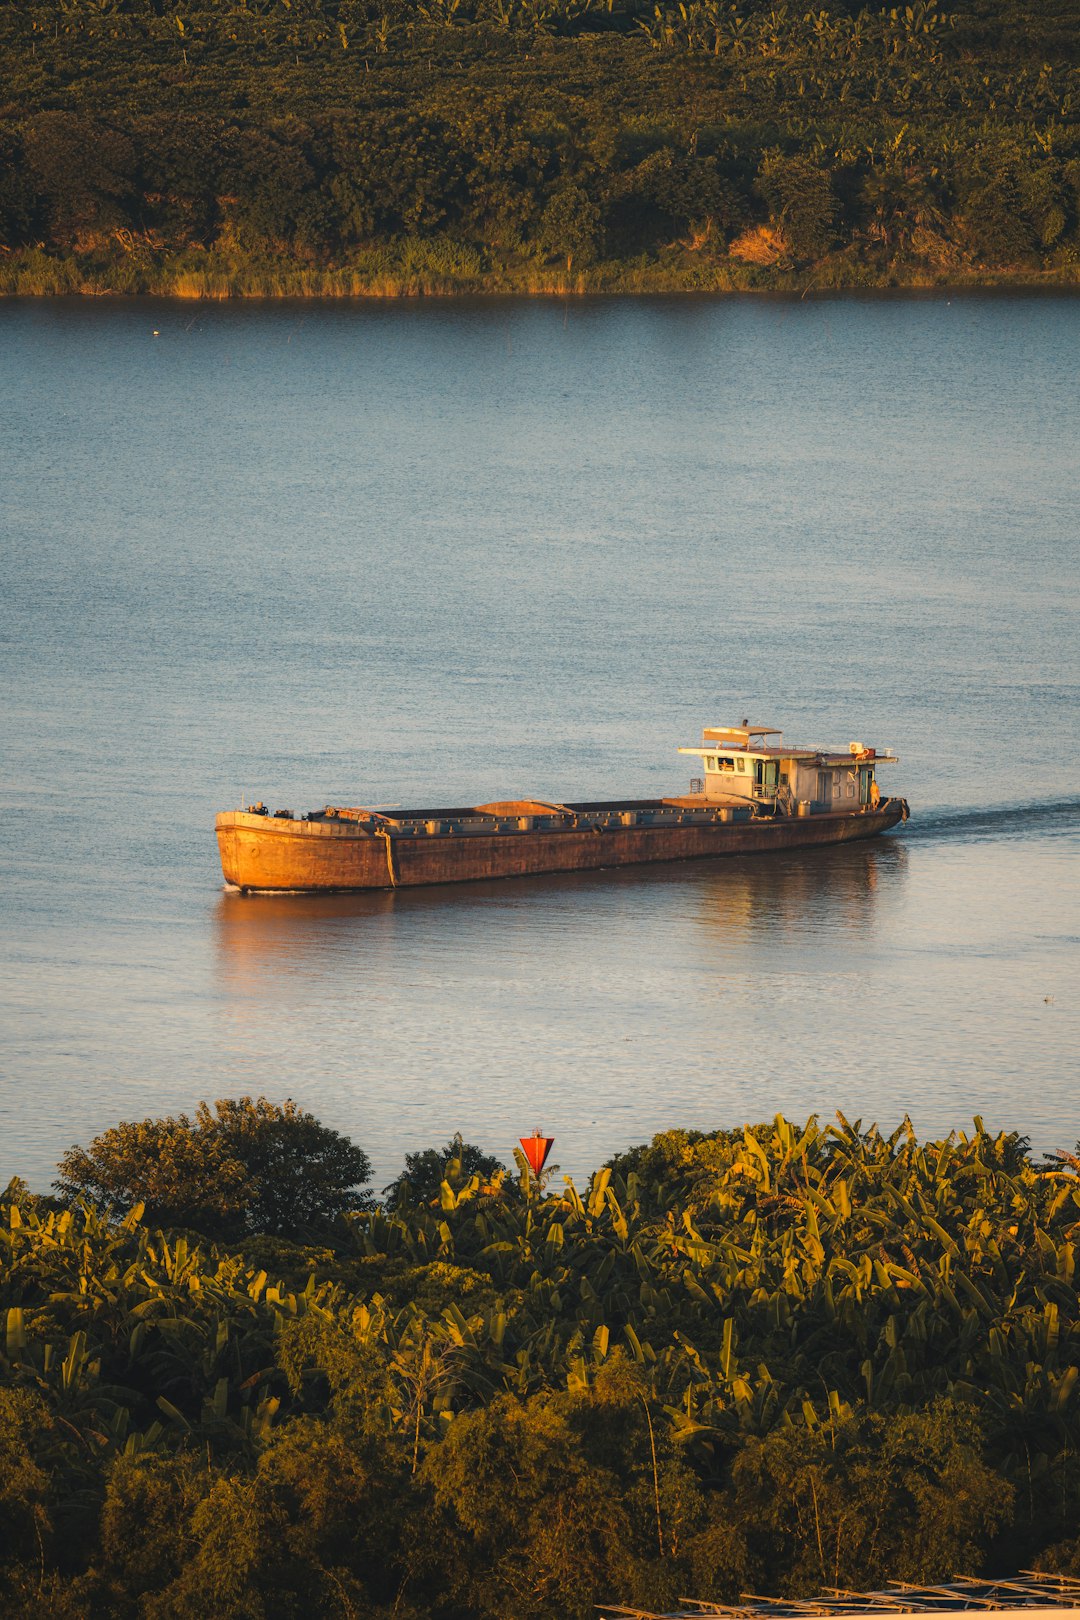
[0,0,1078,291]
[3,1098,1080,1615]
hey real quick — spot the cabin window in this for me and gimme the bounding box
[737,757,746,772]
[718,757,734,771]
[834,776,842,796]
[847,783,855,797]
[706,756,715,770]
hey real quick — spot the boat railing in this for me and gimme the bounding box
[291,801,771,839]
[355,805,760,837]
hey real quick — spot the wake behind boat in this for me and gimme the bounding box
[215,722,909,893]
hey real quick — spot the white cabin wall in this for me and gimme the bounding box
[701,754,756,804]
[789,760,864,810]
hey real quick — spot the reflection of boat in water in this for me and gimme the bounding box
[215,722,909,893]
[212,839,907,1010]
[691,832,905,947]
[214,838,905,973]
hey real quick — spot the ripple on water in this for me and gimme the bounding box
[1,294,1078,1188]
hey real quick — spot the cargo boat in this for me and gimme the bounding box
[215,723,909,893]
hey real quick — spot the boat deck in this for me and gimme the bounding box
[216,798,908,892]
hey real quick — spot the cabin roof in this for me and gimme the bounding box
[679,744,898,764]
[703,724,783,740]
[679,747,897,764]
[701,727,783,750]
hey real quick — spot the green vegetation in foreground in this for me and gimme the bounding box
[4,1101,1080,1615]
[1,0,1080,295]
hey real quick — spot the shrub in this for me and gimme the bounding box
[383,1132,506,1208]
[756,152,838,264]
[729,1402,1013,1591]
[537,182,602,273]
[54,1097,371,1237]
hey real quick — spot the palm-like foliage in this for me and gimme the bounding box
[4,1113,1080,1610]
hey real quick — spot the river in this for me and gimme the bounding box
[2,292,1078,1192]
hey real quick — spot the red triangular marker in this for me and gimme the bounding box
[519,1131,554,1175]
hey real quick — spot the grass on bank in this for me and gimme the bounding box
[3,239,1079,298]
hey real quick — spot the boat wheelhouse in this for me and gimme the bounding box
[677,724,897,818]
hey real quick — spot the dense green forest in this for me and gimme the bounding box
[1,0,1079,292]
[4,1099,1080,1616]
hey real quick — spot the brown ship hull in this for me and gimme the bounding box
[215,799,907,893]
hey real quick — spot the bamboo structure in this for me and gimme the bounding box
[600,1573,1080,1619]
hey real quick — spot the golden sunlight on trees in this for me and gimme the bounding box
[54,1096,372,1237]
[4,1108,1080,1613]
[3,0,1076,292]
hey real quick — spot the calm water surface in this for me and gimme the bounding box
[2,294,1078,1191]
